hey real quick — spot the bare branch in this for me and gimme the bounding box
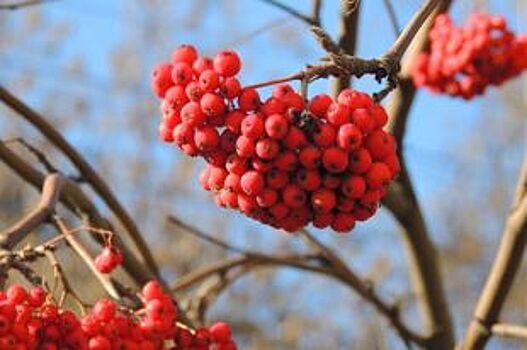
[311,0,322,26]
[382,0,401,35]
[4,138,57,173]
[257,0,318,26]
[0,0,56,10]
[0,85,160,279]
[0,142,157,286]
[492,323,527,341]
[461,157,527,349]
[0,173,63,249]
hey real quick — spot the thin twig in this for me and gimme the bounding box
[0,0,56,10]
[0,85,160,279]
[257,0,318,25]
[4,137,57,173]
[382,0,401,35]
[53,216,121,300]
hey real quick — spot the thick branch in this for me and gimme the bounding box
[0,85,160,279]
[0,173,63,248]
[461,158,527,349]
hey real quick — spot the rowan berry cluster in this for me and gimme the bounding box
[0,281,236,349]
[152,45,400,233]
[412,12,527,99]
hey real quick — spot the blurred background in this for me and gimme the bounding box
[0,0,526,349]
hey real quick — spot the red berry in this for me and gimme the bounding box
[181,101,206,127]
[226,154,248,175]
[299,146,322,169]
[240,170,265,196]
[241,114,265,139]
[351,108,375,134]
[220,77,242,99]
[225,110,245,133]
[313,212,334,229]
[193,56,214,75]
[308,94,333,118]
[256,189,278,208]
[213,50,241,77]
[236,135,255,158]
[349,148,372,174]
[311,188,337,213]
[172,44,198,64]
[194,126,220,151]
[273,150,298,172]
[266,169,288,189]
[200,92,225,117]
[151,62,173,98]
[283,126,307,150]
[313,123,336,147]
[341,176,366,198]
[185,81,203,101]
[282,184,307,208]
[199,69,221,92]
[171,62,193,85]
[365,130,393,160]
[337,123,362,151]
[322,147,349,173]
[366,162,391,188]
[326,103,350,126]
[295,169,321,191]
[264,113,289,140]
[255,138,280,160]
[331,212,356,232]
[238,88,261,112]
[209,322,232,343]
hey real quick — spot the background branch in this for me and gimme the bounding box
[460,157,527,349]
[0,85,160,279]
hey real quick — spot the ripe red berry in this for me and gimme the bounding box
[308,94,333,118]
[322,147,349,173]
[199,69,221,92]
[173,122,195,146]
[194,126,220,152]
[282,184,307,208]
[241,114,265,139]
[200,92,226,117]
[365,130,393,160]
[171,62,193,85]
[185,81,203,101]
[256,189,278,208]
[181,101,206,127]
[349,148,373,174]
[238,88,261,112]
[172,44,198,64]
[235,135,255,158]
[266,169,288,189]
[209,322,232,344]
[283,126,307,150]
[220,77,242,99]
[296,169,321,191]
[264,113,289,140]
[337,123,362,151]
[193,56,214,75]
[151,62,173,98]
[366,162,391,188]
[299,146,322,169]
[255,138,280,160]
[225,110,245,133]
[313,212,334,229]
[326,103,350,126]
[351,108,375,134]
[311,188,337,213]
[213,50,241,77]
[261,97,286,115]
[240,170,265,196]
[313,123,336,147]
[331,212,356,232]
[226,154,248,175]
[273,150,298,172]
[341,176,366,198]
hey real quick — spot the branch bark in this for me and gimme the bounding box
[0,173,63,249]
[382,1,454,349]
[0,85,160,279]
[491,323,527,341]
[460,158,527,350]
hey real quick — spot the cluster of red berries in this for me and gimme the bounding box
[412,12,527,99]
[151,45,399,233]
[0,282,236,349]
[94,244,123,274]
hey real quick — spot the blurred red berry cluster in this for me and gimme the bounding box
[0,281,236,349]
[412,12,527,99]
[152,45,400,233]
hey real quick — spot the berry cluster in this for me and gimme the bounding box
[94,244,123,274]
[151,45,399,233]
[0,282,236,349]
[412,12,527,99]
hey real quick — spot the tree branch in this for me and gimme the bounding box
[0,0,56,10]
[0,142,156,286]
[332,0,361,96]
[460,158,527,349]
[491,323,527,341]
[382,0,401,35]
[257,0,319,26]
[0,85,160,279]
[0,173,63,249]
